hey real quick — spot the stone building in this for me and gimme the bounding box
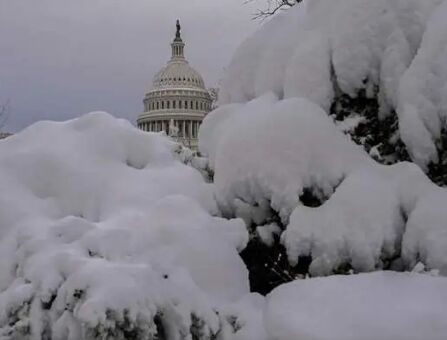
[137,21,212,150]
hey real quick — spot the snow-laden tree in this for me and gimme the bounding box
[227,0,447,186]
[200,0,447,292]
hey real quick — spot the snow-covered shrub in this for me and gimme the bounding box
[397,0,447,181]
[219,0,447,184]
[201,94,368,224]
[200,93,447,279]
[0,112,257,339]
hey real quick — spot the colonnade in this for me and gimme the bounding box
[138,119,201,139]
[144,99,211,112]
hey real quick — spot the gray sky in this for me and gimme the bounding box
[0,0,260,132]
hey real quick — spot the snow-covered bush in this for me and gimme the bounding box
[219,0,447,184]
[0,112,258,339]
[200,93,447,278]
[199,0,447,287]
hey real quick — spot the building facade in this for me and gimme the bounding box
[137,21,212,150]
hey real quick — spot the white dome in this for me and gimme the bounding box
[137,20,212,151]
[153,60,206,90]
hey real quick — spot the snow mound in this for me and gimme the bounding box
[200,95,447,275]
[219,0,446,167]
[266,271,447,340]
[0,112,251,339]
[203,94,369,223]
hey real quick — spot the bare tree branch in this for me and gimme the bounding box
[244,0,302,20]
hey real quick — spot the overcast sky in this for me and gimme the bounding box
[0,0,261,132]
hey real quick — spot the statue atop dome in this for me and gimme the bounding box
[176,20,181,40]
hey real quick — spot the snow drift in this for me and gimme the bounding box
[0,112,254,339]
[266,272,447,340]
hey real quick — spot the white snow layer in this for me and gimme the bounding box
[0,112,257,339]
[266,271,447,340]
[219,0,446,167]
[398,0,447,167]
[200,93,447,276]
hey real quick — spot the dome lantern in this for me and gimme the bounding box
[171,20,185,60]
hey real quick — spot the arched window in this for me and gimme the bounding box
[190,101,193,109]
[156,102,159,110]
[179,101,182,109]
[167,101,170,109]
[173,101,176,109]
[196,101,199,110]
[162,101,164,109]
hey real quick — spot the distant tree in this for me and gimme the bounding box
[245,0,302,19]
[0,100,9,132]
[208,88,219,110]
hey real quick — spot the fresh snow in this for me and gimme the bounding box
[265,271,447,340]
[3,0,447,339]
[201,93,447,276]
[0,112,253,339]
[397,0,447,168]
[219,0,445,167]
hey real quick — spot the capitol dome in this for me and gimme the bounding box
[137,20,212,150]
[152,61,206,90]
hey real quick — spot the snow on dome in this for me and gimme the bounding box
[0,112,253,338]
